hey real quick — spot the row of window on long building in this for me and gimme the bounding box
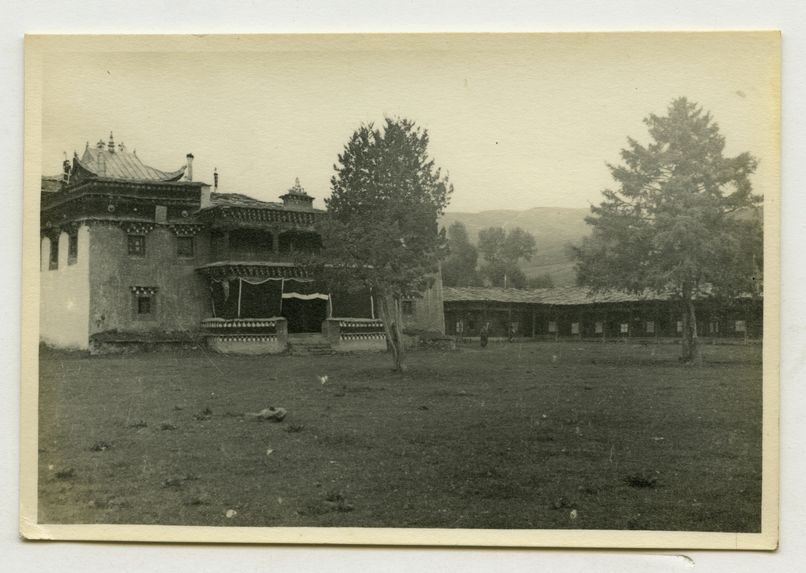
[545,319,746,334]
[451,316,750,337]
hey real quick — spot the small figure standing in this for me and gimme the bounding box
[480,322,489,348]
[508,323,516,343]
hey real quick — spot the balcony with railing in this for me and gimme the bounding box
[207,228,321,265]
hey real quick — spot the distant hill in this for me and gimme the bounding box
[441,207,592,286]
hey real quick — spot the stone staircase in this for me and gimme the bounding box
[287,333,334,356]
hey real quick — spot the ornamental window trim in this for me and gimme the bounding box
[130,286,159,296]
[122,222,156,236]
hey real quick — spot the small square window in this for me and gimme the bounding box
[735,320,746,333]
[645,320,655,334]
[571,322,580,335]
[68,234,78,264]
[548,321,557,333]
[132,287,158,319]
[594,321,603,334]
[620,323,629,334]
[402,300,415,316]
[128,235,145,257]
[177,236,194,258]
[137,296,152,315]
[676,321,683,333]
[710,321,720,334]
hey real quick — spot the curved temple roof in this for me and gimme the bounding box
[74,143,186,182]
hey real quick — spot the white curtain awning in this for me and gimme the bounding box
[281,292,329,301]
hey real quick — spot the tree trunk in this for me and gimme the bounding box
[680,297,702,364]
[377,294,407,372]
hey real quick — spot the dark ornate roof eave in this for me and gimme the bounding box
[69,177,208,189]
[200,203,325,215]
[195,203,324,230]
[41,179,208,211]
[195,261,313,280]
[40,216,207,236]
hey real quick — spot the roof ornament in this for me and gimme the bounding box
[213,167,219,190]
[118,141,126,152]
[96,139,105,150]
[108,131,115,153]
[288,177,307,195]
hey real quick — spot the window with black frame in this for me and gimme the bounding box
[176,236,194,258]
[128,235,145,257]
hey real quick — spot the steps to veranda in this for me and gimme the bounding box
[287,333,334,356]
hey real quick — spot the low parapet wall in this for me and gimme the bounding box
[206,334,287,355]
[202,317,288,354]
[322,318,387,353]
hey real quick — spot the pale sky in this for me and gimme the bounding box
[40,34,779,213]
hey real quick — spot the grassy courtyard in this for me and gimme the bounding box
[37,341,762,532]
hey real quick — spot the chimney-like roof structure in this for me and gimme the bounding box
[279,177,315,210]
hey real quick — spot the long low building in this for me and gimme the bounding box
[442,286,762,342]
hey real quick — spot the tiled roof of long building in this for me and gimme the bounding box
[209,192,324,212]
[210,192,284,210]
[442,286,666,306]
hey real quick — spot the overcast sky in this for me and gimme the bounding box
[40,34,778,213]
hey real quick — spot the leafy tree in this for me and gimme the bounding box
[477,227,507,265]
[479,260,527,289]
[478,226,536,287]
[442,221,480,287]
[527,273,555,289]
[573,98,762,363]
[315,118,452,371]
[502,227,537,264]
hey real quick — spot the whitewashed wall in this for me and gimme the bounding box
[39,225,90,349]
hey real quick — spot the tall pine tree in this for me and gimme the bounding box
[574,98,762,363]
[316,118,452,371]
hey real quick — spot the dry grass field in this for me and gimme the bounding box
[37,341,762,531]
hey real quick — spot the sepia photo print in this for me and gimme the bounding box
[20,33,780,548]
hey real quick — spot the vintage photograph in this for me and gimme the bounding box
[21,33,779,548]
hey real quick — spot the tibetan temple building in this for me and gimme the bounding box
[40,134,445,354]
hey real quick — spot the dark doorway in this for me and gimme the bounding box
[282,298,328,333]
